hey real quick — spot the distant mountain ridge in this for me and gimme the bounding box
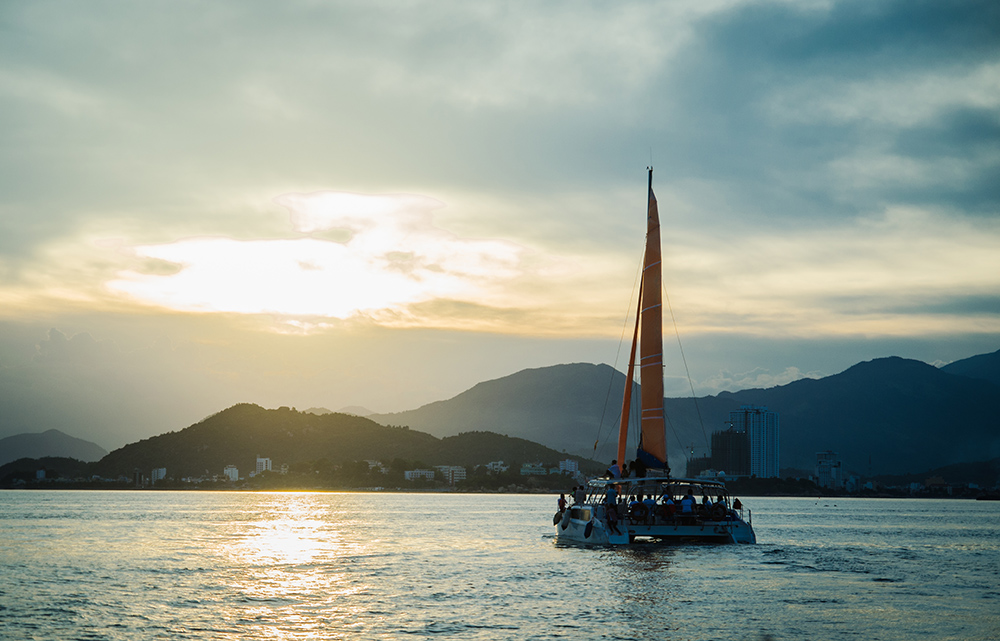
[940,348,1000,386]
[9,349,998,481]
[370,362,633,461]
[371,352,1000,476]
[0,429,107,467]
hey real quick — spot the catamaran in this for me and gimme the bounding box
[554,169,756,545]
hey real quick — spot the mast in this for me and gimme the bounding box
[616,281,641,466]
[637,167,667,469]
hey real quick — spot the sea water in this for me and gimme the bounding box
[0,491,997,640]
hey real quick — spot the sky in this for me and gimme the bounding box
[1,0,998,450]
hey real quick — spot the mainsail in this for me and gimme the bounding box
[618,168,668,471]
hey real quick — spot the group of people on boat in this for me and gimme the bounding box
[556,480,745,530]
[604,458,653,479]
[615,488,743,526]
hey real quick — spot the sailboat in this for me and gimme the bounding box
[554,169,756,545]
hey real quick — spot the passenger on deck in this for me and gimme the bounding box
[661,495,677,520]
[574,485,587,505]
[632,458,647,478]
[606,502,622,535]
[621,463,630,478]
[642,493,657,524]
[606,485,619,506]
[680,491,696,515]
[606,460,621,479]
[629,493,650,523]
[732,498,743,511]
[558,493,567,512]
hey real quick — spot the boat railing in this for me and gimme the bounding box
[577,487,749,525]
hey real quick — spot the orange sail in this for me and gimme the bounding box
[636,169,667,469]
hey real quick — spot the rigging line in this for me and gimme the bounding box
[663,411,690,463]
[663,284,711,450]
[592,241,646,459]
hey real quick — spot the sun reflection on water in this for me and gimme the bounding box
[217,492,375,637]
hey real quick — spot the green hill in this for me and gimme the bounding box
[91,403,600,480]
[0,456,94,484]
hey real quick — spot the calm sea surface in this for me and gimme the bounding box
[1,491,998,640]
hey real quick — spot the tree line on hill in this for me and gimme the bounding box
[0,404,601,491]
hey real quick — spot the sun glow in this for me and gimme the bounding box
[107,191,526,320]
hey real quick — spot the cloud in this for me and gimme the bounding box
[0,66,106,117]
[658,204,1000,339]
[701,366,824,394]
[33,328,113,365]
[0,1,996,346]
[107,191,530,322]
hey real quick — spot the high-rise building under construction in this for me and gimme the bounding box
[730,405,780,478]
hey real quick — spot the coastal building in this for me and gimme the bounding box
[404,469,435,481]
[151,467,167,483]
[731,406,779,478]
[558,459,579,474]
[256,457,272,475]
[815,451,843,489]
[687,427,754,478]
[712,428,751,477]
[223,465,239,481]
[520,463,547,476]
[435,466,467,485]
[485,461,509,474]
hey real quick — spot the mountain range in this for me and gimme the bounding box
[5,349,998,481]
[370,349,1000,476]
[0,429,107,467]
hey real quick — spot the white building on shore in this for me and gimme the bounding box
[435,466,467,485]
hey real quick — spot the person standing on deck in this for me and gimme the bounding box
[606,502,622,535]
[681,491,695,515]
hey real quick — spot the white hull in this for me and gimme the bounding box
[555,510,756,545]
